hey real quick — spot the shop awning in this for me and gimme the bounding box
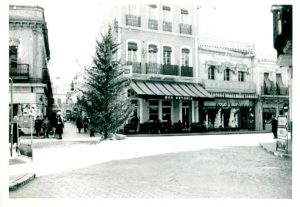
[130,81,213,99]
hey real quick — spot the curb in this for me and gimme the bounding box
[259,143,292,159]
[9,173,36,191]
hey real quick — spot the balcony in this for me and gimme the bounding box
[163,21,172,32]
[181,66,193,77]
[148,19,158,30]
[127,61,142,73]
[179,24,192,35]
[261,86,289,96]
[146,63,161,74]
[9,64,29,79]
[162,64,178,76]
[126,14,141,27]
[203,79,256,93]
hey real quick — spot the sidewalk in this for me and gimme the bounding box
[260,139,292,159]
[9,121,97,191]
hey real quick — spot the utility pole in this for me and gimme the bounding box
[9,78,13,157]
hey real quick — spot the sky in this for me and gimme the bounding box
[8,0,293,87]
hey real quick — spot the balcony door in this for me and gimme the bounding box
[163,46,172,65]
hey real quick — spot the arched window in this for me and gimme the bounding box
[127,42,138,63]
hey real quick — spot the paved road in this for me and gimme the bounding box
[10,145,291,198]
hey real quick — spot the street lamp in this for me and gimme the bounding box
[9,78,13,157]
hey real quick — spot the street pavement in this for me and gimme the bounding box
[9,122,292,198]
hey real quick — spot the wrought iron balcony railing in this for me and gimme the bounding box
[163,21,172,32]
[261,86,289,96]
[127,61,142,73]
[126,14,141,27]
[179,24,192,35]
[146,63,161,74]
[161,64,179,76]
[148,19,158,30]
[181,66,193,77]
[9,64,29,78]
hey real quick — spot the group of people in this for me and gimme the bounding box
[34,114,64,139]
[75,115,94,136]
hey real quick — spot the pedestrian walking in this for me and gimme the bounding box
[76,116,83,133]
[42,116,51,138]
[271,116,278,139]
[56,115,64,139]
[34,115,42,137]
[83,116,89,133]
[12,116,19,151]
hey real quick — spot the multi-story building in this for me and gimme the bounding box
[198,37,257,130]
[107,5,213,132]
[253,56,289,131]
[271,5,292,133]
[9,5,53,118]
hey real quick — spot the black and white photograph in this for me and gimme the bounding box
[0,0,298,206]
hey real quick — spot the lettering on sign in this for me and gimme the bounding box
[164,96,193,100]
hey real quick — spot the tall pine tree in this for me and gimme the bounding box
[79,27,133,140]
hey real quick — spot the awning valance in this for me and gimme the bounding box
[182,48,190,53]
[181,9,189,14]
[163,46,172,52]
[163,6,171,11]
[149,44,158,52]
[128,42,138,50]
[130,81,213,99]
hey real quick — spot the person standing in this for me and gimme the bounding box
[83,116,89,133]
[271,116,278,139]
[34,116,42,137]
[76,116,83,133]
[42,116,51,138]
[56,115,64,139]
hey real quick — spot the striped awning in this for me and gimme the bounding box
[130,81,213,99]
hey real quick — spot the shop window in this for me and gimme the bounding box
[162,100,171,121]
[224,68,230,81]
[238,71,245,82]
[208,66,215,80]
[149,100,159,121]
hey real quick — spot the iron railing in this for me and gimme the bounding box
[126,14,141,27]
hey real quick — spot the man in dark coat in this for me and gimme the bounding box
[76,116,83,133]
[55,115,64,139]
[271,116,278,139]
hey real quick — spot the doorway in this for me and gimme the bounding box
[182,101,191,129]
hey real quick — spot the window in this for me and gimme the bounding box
[208,66,215,80]
[162,6,171,22]
[148,44,158,63]
[131,100,139,117]
[128,42,138,63]
[163,46,172,65]
[149,100,159,121]
[127,5,138,15]
[180,9,189,24]
[238,71,245,82]
[9,45,18,67]
[162,100,171,121]
[149,5,157,20]
[181,48,190,66]
[224,68,230,81]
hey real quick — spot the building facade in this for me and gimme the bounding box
[253,56,289,131]
[9,5,53,118]
[198,37,257,130]
[108,5,213,132]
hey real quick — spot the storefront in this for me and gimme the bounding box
[203,99,255,130]
[127,80,213,133]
